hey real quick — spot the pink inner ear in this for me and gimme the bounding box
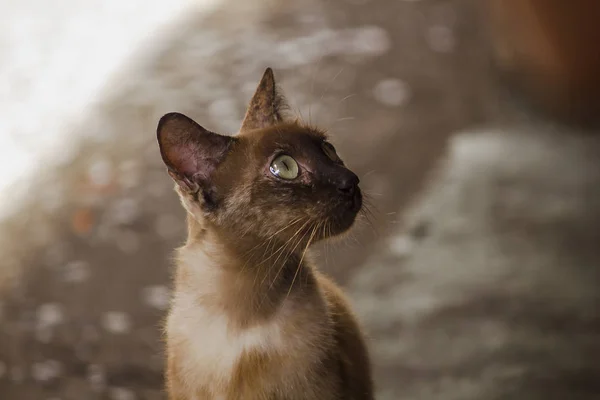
[157,112,233,188]
[157,113,207,179]
[165,144,199,178]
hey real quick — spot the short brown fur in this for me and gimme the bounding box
[158,68,373,399]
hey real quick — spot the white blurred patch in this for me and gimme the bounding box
[373,78,411,107]
[449,132,507,172]
[109,198,139,225]
[37,303,64,327]
[36,303,65,343]
[388,235,415,257]
[426,25,456,53]
[347,26,391,56]
[63,260,91,283]
[117,160,141,189]
[272,26,392,70]
[88,158,114,187]
[88,364,106,392]
[208,98,240,132]
[109,387,136,400]
[142,285,170,310]
[0,0,223,217]
[31,360,62,382]
[102,311,132,334]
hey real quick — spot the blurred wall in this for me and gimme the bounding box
[486,0,600,125]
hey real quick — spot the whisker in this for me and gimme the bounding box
[361,170,376,179]
[360,201,377,221]
[253,225,303,288]
[358,213,378,238]
[257,223,313,309]
[360,195,383,238]
[308,53,325,127]
[239,217,304,276]
[269,220,311,267]
[319,67,345,103]
[323,222,330,268]
[294,105,307,126]
[259,219,312,288]
[338,93,356,104]
[243,217,303,257]
[267,225,311,291]
[286,221,321,299]
[328,116,356,130]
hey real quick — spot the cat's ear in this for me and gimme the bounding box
[157,112,233,195]
[240,67,289,132]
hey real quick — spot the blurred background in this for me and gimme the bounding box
[1,0,599,399]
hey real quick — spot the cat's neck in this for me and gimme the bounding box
[175,213,317,329]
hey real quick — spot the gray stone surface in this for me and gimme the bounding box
[2,0,599,399]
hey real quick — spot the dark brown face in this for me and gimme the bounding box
[157,68,363,248]
[211,123,362,243]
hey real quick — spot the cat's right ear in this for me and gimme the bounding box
[157,112,233,195]
[240,67,289,132]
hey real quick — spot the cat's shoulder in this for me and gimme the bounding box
[314,271,354,316]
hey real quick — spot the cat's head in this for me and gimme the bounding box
[157,68,362,246]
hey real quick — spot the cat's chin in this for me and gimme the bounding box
[326,195,362,237]
[329,216,358,237]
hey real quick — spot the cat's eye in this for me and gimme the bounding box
[322,142,340,162]
[270,154,299,180]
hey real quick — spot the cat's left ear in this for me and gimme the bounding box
[240,67,289,132]
[157,112,233,199]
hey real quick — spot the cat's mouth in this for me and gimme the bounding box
[328,188,362,235]
[350,189,363,213]
[343,183,362,214]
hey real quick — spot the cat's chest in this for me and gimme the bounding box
[167,292,284,385]
[167,247,330,397]
[168,253,285,385]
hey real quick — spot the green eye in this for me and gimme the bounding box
[270,154,299,180]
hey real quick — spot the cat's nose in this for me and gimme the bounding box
[336,171,360,196]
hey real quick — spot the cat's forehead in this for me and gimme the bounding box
[243,122,327,151]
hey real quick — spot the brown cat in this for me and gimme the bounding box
[157,68,373,400]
